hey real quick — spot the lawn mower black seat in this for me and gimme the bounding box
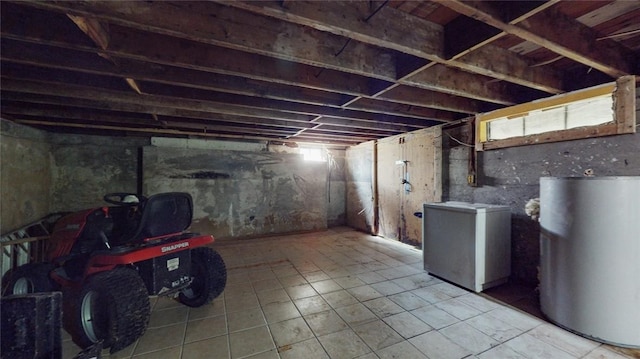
[115,192,193,246]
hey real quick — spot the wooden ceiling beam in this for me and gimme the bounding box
[374,86,480,114]
[2,40,478,118]
[11,1,558,102]
[0,78,320,123]
[19,1,397,80]
[138,82,457,123]
[214,0,564,93]
[0,106,307,135]
[444,1,560,60]
[435,0,637,78]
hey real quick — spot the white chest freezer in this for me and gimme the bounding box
[422,202,511,292]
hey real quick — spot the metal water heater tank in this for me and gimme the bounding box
[539,176,640,348]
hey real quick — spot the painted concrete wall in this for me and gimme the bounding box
[49,134,146,212]
[0,120,51,233]
[443,89,640,285]
[345,142,375,233]
[143,145,329,238]
[327,149,346,227]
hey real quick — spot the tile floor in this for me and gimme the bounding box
[62,227,638,359]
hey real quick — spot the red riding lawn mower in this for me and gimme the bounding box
[1,192,227,353]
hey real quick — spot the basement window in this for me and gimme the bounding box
[299,147,326,162]
[476,76,636,151]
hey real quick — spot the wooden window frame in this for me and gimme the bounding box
[475,76,636,151]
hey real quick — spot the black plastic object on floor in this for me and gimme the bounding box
[1,292,62,359]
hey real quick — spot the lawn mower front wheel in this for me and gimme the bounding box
[178,247,226,307]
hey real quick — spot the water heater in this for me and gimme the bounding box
[540,176,640,348]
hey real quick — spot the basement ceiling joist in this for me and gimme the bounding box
[1,1,638,145]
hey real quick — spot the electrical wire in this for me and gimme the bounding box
[447,133,475,147]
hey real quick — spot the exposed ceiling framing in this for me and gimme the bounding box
[1,1,638,146]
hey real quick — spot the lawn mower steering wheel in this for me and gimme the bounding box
[103,193,147,206]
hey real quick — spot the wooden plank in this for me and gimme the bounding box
[376,85,480,114]
[213,1,444,60]
[478,123,620,151]
[139,82,457,123]
[403,64,517,105]
[614,75,637,134]
[343,98,457,123]
[435,0,636,77]
[454,45,563,94]
[1,40,353,108]
[375,126,442,244]
[0,95,316,130]
[217,0,564,94]
[1,10,388,97]
[1,78,319,122]
[20,1,398,80]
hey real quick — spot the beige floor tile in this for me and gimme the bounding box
[294,295,332,315]
[262,300,301,323]
[148,306,189,328]
[430,282,470,298]
[486,307,544,332]
[248,269,277,283]
[333,275,367,289]
[465,312,523,342]
[383,312,432,339]
[228,307,266,333]
[153,296,183,311]
[353,320,404,351]
[181,335,229,359]
[409,331,471,359]
[336,303,378,327]
[370,281,405,296]
[257,288,291,305]
[504,333,576,359]
[303,271,331,283]
[411,286,452,304]
[279,274,308,287]
[391,273,439,291]
[269,317,315,347]
[376,341,429,359]
[246,349,280,358]
[229,326,275,359]
[322,290,359,309]
[476,344,528,359]
[528,324,600,357]
[225,293,261,313]
[348,285,384,302]
[131,346,181,359]
[582,346,634,359]
[279,338,330,359]
[435,298,483,320]
[184,314,227,343]
[439,322,498,354]
[387,292,430,311]
[305,310,349,337]
[410,305,459,330]
[311,279,343,294]
[272,265,299,279]
[356,271,387,284]
[188,298,225,320]
[456,293,501,313]
[133,322,186,355]
[252,278,283,293]
[285,283,318,300]
[318,329,372,359]
[225,281,255,297]
[362,297,404,318]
